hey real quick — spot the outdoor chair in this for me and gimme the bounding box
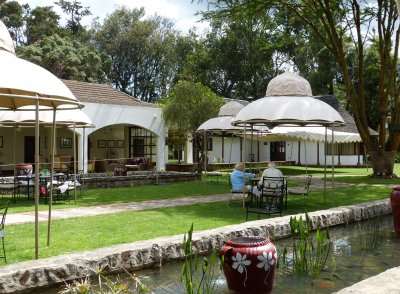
[246,176,286,221]
[287,175,312,207]
[228,173,248,209]
[0,177,18,203]
[52,173,70,203]
[0,201,9,262]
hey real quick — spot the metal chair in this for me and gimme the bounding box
[246,176,286,220]
[287,175,312,206]
[0,201,9,262]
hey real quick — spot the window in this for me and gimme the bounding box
[326,143,359,155]
[207,138,213,151]
[129,127,156,160]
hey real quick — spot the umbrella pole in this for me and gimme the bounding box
[82,127,85,191]
[34,98,40,259]
[47,110,56,246]
[243,123,247,169]
[73,123,77,204]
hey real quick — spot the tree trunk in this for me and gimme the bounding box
[368,150,397,177]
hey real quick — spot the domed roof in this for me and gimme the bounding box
[266,72,312,96]
[219,101,244,116]
[0,20,15,54]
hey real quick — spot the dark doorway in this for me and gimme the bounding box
[24,136,35,164]
[270,141,286,161]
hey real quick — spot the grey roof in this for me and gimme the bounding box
[315,95,377,135]
[62,80,154,108]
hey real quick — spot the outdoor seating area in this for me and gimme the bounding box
[0,171,81,204]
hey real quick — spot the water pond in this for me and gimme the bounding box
[51,215,400,293]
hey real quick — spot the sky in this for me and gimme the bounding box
[15,0,210,33]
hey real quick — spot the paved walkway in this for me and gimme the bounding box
[5,176,353,225]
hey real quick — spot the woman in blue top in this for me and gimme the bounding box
[230,162,256,195]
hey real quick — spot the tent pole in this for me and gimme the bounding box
[13,126,16,177]
[229,132,234,165]
[82,127,85,189]
[34,97,40,259]
[332,124,335,207]
[243,123,247,169]
[47,109,56,246]
[250,125,253,172]
[203,131,207,176]
[304,140,308,175]
[324,126,327,206]
[73,123,77,204]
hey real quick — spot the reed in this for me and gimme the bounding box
[279,213,331,276]
[181,224,223,294]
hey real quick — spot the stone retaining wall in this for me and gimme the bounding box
[0,199,392,293]
[82,172,200,189]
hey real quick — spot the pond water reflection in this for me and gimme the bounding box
[46,215,400,293]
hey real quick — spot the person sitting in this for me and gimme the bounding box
[230,162,259,197]
[258,161,285,190]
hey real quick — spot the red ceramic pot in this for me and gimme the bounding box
[219,236,277,293]
[390,187,400,235]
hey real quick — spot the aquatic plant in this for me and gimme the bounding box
[181,223,223,294]
[279,213,331,276]
[59,266,151,294]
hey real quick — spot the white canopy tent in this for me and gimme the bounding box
[232,72,346,207]
[0,21,82,258]
[261,126,361,143]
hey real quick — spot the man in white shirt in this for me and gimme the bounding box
[258,161,285,189]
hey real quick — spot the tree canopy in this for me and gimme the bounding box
[200,0,400,157]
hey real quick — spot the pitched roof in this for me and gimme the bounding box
[62,80,154,108]
[315,95,378,135]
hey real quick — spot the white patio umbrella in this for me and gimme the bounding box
[0,21,82,258]
[232,72,345,207]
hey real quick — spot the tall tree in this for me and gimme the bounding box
[163,80,224,167]
[55,0,91,36]
[25,6,61,45]
[94,7,182,102]
[0,1,27,46]
[201,0,400,176]
[184,16,276,100]
[17,33,104,82]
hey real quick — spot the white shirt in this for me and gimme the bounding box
[258,167,284,188]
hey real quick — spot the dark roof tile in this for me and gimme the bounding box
[62,79,154,108]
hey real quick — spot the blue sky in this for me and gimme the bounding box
[15,0,210,33]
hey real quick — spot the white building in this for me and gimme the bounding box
[0,80,167,174]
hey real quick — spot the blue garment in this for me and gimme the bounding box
[231,169,254,191]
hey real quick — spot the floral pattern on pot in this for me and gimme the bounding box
[232,252,251,286]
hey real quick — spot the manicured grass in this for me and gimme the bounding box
[0,165,397,266]
[2,184,391,265]
[2,179,230,213]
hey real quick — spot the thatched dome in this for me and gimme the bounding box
[219,101,244,116]
[0,20,15,54]
[266,72,312,96]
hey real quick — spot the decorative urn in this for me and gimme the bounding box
[390,187,400,235]
[219,236,277,293]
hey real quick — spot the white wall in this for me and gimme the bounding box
[75,103,166,172]
[206,136,363,166]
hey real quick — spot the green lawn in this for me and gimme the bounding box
[0,165,397,266]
